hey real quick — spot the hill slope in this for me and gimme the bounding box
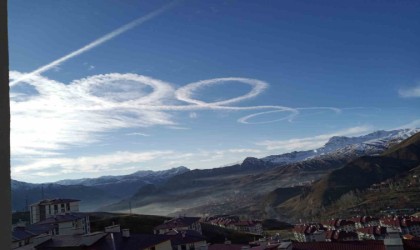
[103,130,419,217]
[277,132,420,220]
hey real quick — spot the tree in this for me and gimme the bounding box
[0,0,11,246]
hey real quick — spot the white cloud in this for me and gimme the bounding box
[10,70,345,164]
[166,126,190,130]
[394,119,420,130]
[399,85,420,98]
[161,148,261,167]
[126,132,151,137]
[175,77,269,106]
[12,147,263,181]
[52,66,61,72]
[227,148,261,154]
[256,126,372,151]
[10,71,175,157]
[189,112,198,119]
[12,150,173,176]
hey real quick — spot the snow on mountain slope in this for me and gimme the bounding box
[261,128,420,165]
[54,166,189,186]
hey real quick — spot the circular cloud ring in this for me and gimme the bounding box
[175,77,268,106]
[71,73,174,107]
[238,109,299,124]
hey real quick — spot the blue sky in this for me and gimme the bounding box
[9,0,420,183]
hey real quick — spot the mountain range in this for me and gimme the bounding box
[11,128,420,219]
[101,128,419,216]
[274,130,420,221]
[11,166,189,211]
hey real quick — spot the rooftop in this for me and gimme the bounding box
[154,216,201,230]
[164,230,206,246]
[35,213,86,225]
[293,241,386,250]
[30,198,80,206]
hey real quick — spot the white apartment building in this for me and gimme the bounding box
[29,199,80,224]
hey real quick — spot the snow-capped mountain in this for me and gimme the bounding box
[54,166,189,186]
[11,179,39,190]
[261,128,420,165]
[12,128,419,213]
[11,166,190,212]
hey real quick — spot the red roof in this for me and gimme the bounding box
[293,224,325,234]
[208,244,248,250]
[404,239,420,250]
[380,215,420,227]
[322,219,354,228]
[356,226,387,236]
[293,241,385,250]
[154,217,200,230]
[325,230,358,241]
[349,216,379,224]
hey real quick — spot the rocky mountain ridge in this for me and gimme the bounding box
[11,128,419,215]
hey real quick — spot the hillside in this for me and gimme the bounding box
[11,167,189,212]
[12,128,419,215]
[11,181,119,212]
[103,130,419,216]
[277,132,420,221]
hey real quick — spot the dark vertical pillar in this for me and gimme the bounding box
[0,0,11,247]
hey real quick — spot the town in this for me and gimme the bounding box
[11,198,420,250]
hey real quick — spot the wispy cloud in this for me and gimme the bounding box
[10,71,175,157]
[12,150,173,176]
[394,119,420,130]
[126,132,151,137]
[12,147,262,181]
[83,63,95,71]
[189,112,198,119]
[160,148,262,168]
[256,125,372,151]
[175,77,269,106]
[399,85,420,98]
[10,1,180,86]
[10,71,344,160]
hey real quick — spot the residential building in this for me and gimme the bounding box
[208,244,250,250]
[12,227,36,249]
[227,221,263,235]
[383,228,404,250]
[356,226,387,240]
[349,216,380,229]
[325,230,358,242]
[293,224,326,242]
[33,213,90,236]
[380,216,420,237]
[292,240,386,250]
[164,230,208,250]
[29,199,80,224]
[14,230,174,250]
[154,217,202,235]
[322,219,355,232]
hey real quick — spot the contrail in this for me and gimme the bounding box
[10,1,180,86]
